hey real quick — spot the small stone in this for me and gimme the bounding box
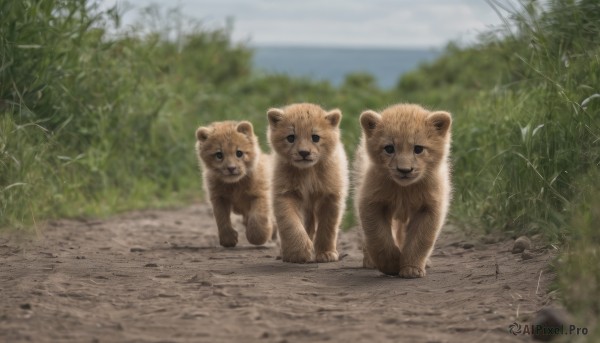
[20,303,31,310]
[481,236,497,244]
[503,284,511,290]
[144,263,158,267]
[512,236,531,254]
[521,252,534,260]
[130,247,146,253]
[462,243,474,249]
[532,307,570,341]
[213,289,230,297]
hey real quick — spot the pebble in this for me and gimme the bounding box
[481,236,498,244]
[522,252,534,260]
[532,307,570,341]
[512,236,531,254]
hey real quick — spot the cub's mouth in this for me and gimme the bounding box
[220,172,244,183]
[391,171,419,184]
[292,157,317,168]
[221,170,244,179]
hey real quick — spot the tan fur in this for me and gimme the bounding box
[353,104,452,278]
[195,121,276,248]
[267,103,348,263]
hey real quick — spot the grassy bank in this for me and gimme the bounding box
[0,1,393,229]
[398,1,599,240]
[394,0,599,334]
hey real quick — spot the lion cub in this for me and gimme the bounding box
[195,121,275,248]
[354,104,452,278]
[267,103,348,263]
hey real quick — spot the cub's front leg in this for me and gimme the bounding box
[245,196,273,246]
[210,197,238,248]
[359,201,400,275]
[313,194,342,262]
[275,193,314,263]
[398,209,442,278]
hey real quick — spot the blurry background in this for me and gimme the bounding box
[104,0,502,47]
[0,0,598,334]
[102,0,504,87]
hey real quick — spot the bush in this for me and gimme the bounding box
[393,0,600,239]
[0,0,253,227]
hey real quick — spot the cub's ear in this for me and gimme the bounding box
[428,111,452,136]
[236,121,254,136]
[325,109,342,127]
[359,110,381,137]
[267,108,284,127]
[196,126,211,142]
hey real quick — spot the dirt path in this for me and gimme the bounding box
[1,203,556,343]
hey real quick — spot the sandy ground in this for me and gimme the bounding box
[1,203,557,343]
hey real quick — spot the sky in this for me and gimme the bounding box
[100,0,513,48]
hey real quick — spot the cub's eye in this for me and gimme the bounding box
[215,152,224,160]
[236,150,243,158]
[414,145,424,154]
[286,135,295,143]
[311,135,320,143]
[384,145,395,154]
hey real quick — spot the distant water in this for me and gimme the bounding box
[252,46,440,89]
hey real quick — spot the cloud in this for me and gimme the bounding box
[104,0,505,48]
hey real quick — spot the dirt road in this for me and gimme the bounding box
[1,203,556,342]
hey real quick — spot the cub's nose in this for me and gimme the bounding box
[227,166,237,174]
[299,150,311,158]
[397,167,413,174]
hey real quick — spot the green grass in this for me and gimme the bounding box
[396,0,600,241]
[558,170,600,338]
[1,0,599,337]
[393,1,599,338]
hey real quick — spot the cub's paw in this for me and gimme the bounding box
[316,251,339,263]
[398,265,425,278]
[282,240,314,263]
[372,248,400,275]
[377,260,400,276]
[362,255,376,269]
[246,217,273,246]
[219,230,239,248]
[362,248,376,269]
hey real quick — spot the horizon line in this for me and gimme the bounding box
[245,42,443,51]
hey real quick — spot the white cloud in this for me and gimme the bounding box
[102,0,508,48]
